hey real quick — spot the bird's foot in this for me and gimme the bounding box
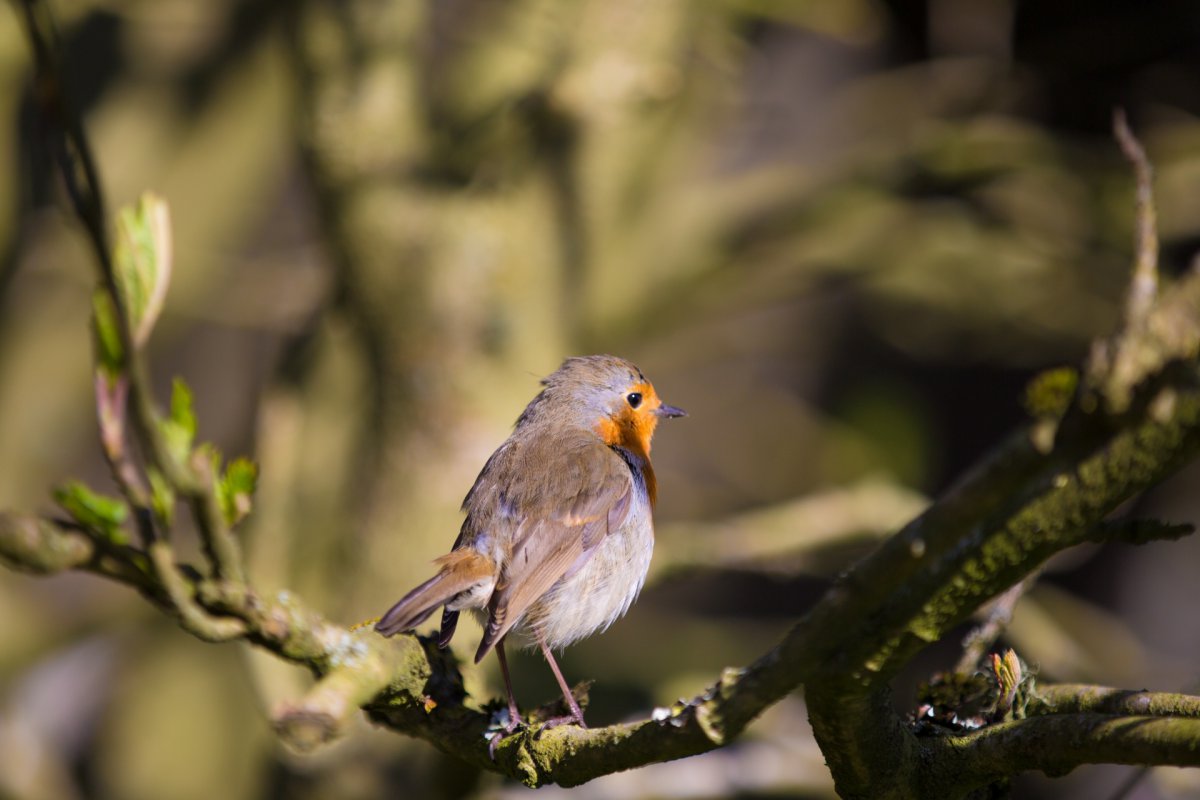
[535,711,587,737]
[527,679,591,729]
[484,707,526,760]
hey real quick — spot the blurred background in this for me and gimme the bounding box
[2,0,1200,797]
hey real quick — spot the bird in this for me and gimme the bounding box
[375,355,684,739]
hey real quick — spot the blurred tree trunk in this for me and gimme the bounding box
[267,0,705,618]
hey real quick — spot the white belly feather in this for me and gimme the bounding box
[510,492,654,651]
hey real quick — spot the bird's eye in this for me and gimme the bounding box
[626,392,643,409]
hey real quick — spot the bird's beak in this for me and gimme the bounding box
[654,403,687,419]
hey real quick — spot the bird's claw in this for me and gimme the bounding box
[534,713,587,738]
[485,708,526,760]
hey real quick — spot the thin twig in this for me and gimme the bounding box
[147,542,246,641]
[956,568,1043,675]
[15,1,109,254]
[17,0,246,587]
[1113,108,1158,329]
[187,453,246,584]
[1100,675,1200,800]
[1087,111,1169,413]
[94,372,159,546]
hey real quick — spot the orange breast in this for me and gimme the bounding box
[595,405,659,506]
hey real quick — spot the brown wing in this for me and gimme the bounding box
[472,432,633,663]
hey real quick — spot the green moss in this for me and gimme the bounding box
[1023,367,1079,419]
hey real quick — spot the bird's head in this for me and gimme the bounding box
[528,355,685,456]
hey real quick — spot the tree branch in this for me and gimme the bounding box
[924,714,1200,796]
[796,118,1200,797]
[1031,684,1200,718]
[956,569,1043,675]
[1113,107,1158,330]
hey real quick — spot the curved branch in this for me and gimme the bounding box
[797,117,1200,798]
[0,506,806,783]
[924,715,1200,797]
[1113,107,1158,329]
[5,490,1200,792]
[1031,684,1200,718]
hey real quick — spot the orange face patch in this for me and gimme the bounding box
[594,382,662,505]
[594,382,661,457]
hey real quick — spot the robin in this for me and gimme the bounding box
[375,355,684,740]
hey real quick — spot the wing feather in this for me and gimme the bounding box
[472,433,633,662]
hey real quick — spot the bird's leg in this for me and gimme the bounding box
[539,638,587,729]
[488,638,524,758]
[494,637,523,730]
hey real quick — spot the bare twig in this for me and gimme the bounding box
[1113,108,1158,329]
[956,569,1043,675]
[94,372,160,546]
[147,542,246,641]
[1087,112,1182,414]
[14,0,112,276]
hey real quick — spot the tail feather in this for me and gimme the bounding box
[375,550,494,637]
[437,608,460,648]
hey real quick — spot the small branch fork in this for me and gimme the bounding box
[14,0,244,638]
[955,568,1042,676]
[7,8,1200,795]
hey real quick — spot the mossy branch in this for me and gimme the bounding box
[793,112,1200,799]
[1030,684,1200,718]
[5,296,1200,789]
[923,714,1200,796]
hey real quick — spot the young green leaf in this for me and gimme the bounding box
[91,289,125,377]
[991,648,1025,721]
[219,457,259,526]
[113,193,172,347]
[160,377,198,466]
[195,442,223,474]
[53,480,130,545]
[148,467,176,529]
[170,378,197,439]
[94,369,128,460]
